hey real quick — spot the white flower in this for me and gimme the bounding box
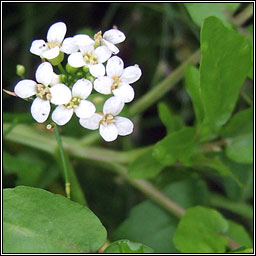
[68,41,112,77]
[94,29,126,54]
[79,96,134,142]
[30,22,75,60]
[94,56,142,103]
[52,78,96,125]
[14,62,72,123]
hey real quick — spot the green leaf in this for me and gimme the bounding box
[185,3,240,28]
[230,246,253,253]
[113,178,208,253]
[3,151,44,187]
[226,220,253,248]
[185,65,204,124]
[221,107,253,138]
[191,154,242,186]
[173,206,228,253]
[103,239,154,253]
[200,16,252,134]
[128,148,165,179]
[3,186,107,253]
[219,154,252,201]
[226,133,253,164]
[153,127,199,166]
[157,102,184,133]
[221,107,253,164]
[245,25,253,79]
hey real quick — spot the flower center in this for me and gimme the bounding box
[100,113,115,126]
[47,41,61,49]
[94,31,103,41]
[83,52,98,65]
[36,84,51,100]
[65,97,81,109]
[111,75,121,91]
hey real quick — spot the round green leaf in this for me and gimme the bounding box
[173,206,229,253]
[103,239,154,253]
[3,186,107,253]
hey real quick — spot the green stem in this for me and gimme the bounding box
[54,125,70,199]
[3,123,149,164]
[57,63,67,75]
[233,3,253,26]
[209,192,253,219]
[129,48,201,117]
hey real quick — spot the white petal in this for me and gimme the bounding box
[73,34,94,47]
[78,42,95,55]
[42,47,60,60]
[72,78,92,99]
[103,96,124,116]
[93,46,112,63]
[99,123,118,142]
[79,113,102,130]
[51,105,73,126]
[115,116,134,136]
[35,62,54,86]
[14,80,37,99]
[121,65,142,84]
[30,40,48,56]
[106,56,124,77]
[113,84,135,103]
[49,73,60,85]
[68,52,85,68]
[61,37,79,54]
[47,22,66,43]
[89,63,105,78]
[31,97,50,123]
[74,100,96,118]
[50,83,72,105]
[103,29,126,44]
[102,39,119,54]
[94,76,113,94]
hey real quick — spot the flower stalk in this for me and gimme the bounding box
[54,125,71,199]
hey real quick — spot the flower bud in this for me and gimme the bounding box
[82,66,89,73]
[66,63,78,74]
[48,51,64,66]
[16,64,25,77]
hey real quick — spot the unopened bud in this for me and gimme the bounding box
[66,63,78,74]
[82,66,89,73]
[85,73,95,83]
[48,51,64,66]
[16,64,25,77]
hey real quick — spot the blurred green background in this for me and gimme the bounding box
[3,2,253,240]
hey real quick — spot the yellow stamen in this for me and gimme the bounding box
[47,41,61,49]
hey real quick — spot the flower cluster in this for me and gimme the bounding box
[14,22,142,142]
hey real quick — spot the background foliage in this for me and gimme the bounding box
[3,2,254,253]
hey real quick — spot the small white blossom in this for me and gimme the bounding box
[52,78,96,125]
[68,41,112,77]
[94,29,126,54]
[30,22,75,60]
[94,56,142,103]
[14,62,72,123]
[79,96,134,142]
